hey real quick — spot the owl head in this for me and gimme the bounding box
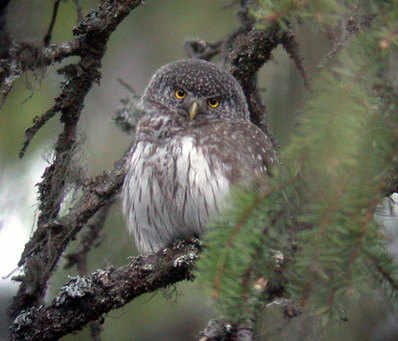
[140,59,250,124]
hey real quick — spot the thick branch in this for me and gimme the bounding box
[224,25,283,131]
[10,241,200,341]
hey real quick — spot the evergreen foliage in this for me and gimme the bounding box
[197,0,398,335]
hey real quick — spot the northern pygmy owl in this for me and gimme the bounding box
[122,59,275,254]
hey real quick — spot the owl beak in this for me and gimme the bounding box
[189,102,199,120]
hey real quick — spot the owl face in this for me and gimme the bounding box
[141,59,250,125]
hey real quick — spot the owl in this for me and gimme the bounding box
[122,59,275,254]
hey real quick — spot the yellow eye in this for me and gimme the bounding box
[207,98,220,108]
[174,89,186,99]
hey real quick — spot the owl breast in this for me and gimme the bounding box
[123,134,231,254]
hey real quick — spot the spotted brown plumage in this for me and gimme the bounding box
[122,59,275,254]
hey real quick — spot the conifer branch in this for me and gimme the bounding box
[213,186,272,297]
[366,253,398,291]
[345,198,380,288]
[300,201,335,307]
[212,179,295,298]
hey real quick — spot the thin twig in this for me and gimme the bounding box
[312,13,376,72]
[184,40,222,61]
[43,0,61,47]
[280,30,310,89]
[89,321,103,341]
[117,77,136,94]
[73,0,83,23]
[19,105,60,158]
[64,204,111,271]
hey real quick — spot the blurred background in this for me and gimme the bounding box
[0,1,397,340]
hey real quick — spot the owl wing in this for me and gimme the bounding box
[198,120,277,184]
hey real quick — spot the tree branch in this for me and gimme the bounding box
[9,0,145,320]
[10,241,200,341]
[0,38,81,105]
[224,25,285,131]
[73,0,84,23]
[43,0,61,47]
